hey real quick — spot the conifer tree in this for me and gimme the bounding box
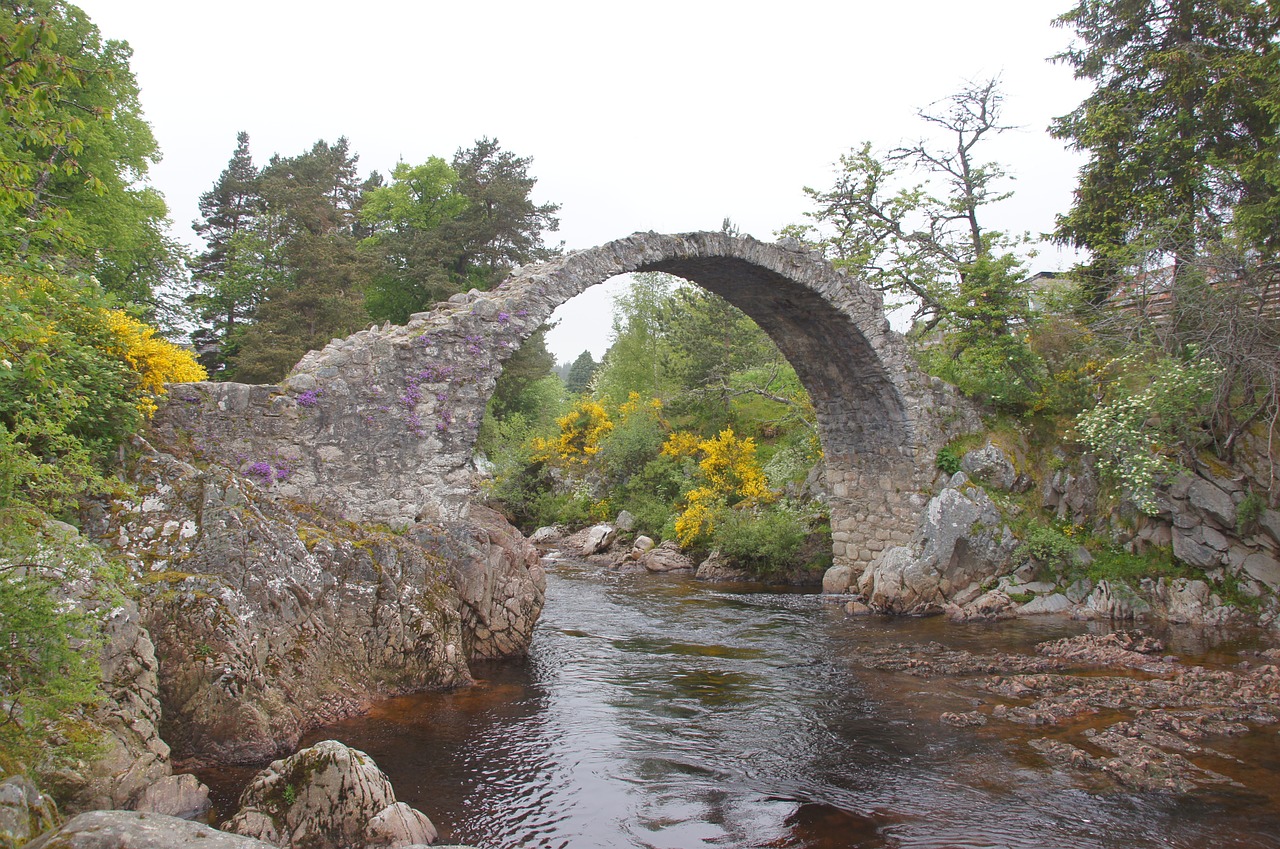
[229,138,373,383]
[1051,0,1280,297]
[188,132,276,374]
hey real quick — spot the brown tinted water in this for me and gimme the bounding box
[199,558,1280,848]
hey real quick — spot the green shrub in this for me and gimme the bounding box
[1237,491,1265,537]
[1014,519,1076,565]
[936,444,963,476]
[1085,545,1188,587]
[0,515,120,778]
[709,501,811,577]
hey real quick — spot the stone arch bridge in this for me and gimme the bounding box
[158,232,975,573]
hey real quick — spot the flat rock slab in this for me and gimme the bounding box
[27,811,276,849]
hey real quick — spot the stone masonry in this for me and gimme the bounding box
[153,232,977,574]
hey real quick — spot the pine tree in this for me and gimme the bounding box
[565,351,599,395]
[445,137,562,291]
[188,132,276,374]
[228,138,373,383]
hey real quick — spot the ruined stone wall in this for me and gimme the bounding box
[153,232,978,572]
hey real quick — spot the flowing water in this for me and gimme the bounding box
[202,556,1280,848]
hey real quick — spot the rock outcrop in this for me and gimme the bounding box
[0,776,57,849]
[225,741,436,849]
[639,541,695,573]
[858,474,1017,614]
[86,440,543,765]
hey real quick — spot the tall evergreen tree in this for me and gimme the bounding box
[229,138,372,383]
[1051,0,1280,297]
[445,137,562,291]
[188,132,276,374]
[565,350,599,395]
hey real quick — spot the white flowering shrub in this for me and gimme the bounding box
[1074,355,1222,514]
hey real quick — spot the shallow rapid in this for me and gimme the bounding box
[204,557,1280,848]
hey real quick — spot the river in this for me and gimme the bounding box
[203,555,1280,848]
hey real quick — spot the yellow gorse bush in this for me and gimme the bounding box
[531,398,614,466]
[663,428,774,546]
[101,309,207,416]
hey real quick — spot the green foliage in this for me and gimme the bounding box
[708,501,821,578]
[935,444,963,476]
[612,455,685,538]
[0,265,205,519]
[282,783,297,807]
[1083,545,1189,588]
[786,80,1026,330]
[1237,491,1265,537]
[359,157,469,324]
[227,138,372,383]
[1014,519,1077,567]
[188,132,279,375]
[488,329,559,421]
[1,1,183,318]
[1074,354,1222,513]
[564,350,599,396]
[0,516,119,778]
[1052,0,1280,295]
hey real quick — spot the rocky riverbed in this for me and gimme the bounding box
[851,630,1280,795]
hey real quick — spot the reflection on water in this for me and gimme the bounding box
[201,561,1280,848]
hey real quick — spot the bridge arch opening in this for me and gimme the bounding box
[461,232,939,572]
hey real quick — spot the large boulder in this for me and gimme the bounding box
[580,524,617,556]
[449,505,547,660]
[1148,578,1237,626]
[132,774,211,820]
[960,443,1017,491]
[1078,580,1151,620]
[26,811,275,849]
[640,541,695,573]
[858,477,1017,614]
[225,741,436,849]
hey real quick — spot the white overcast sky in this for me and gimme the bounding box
[80,0,1090,362]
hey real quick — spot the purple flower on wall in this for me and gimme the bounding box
[247,461,274,482]
[297,388,322,408]
[497,311,510,325]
